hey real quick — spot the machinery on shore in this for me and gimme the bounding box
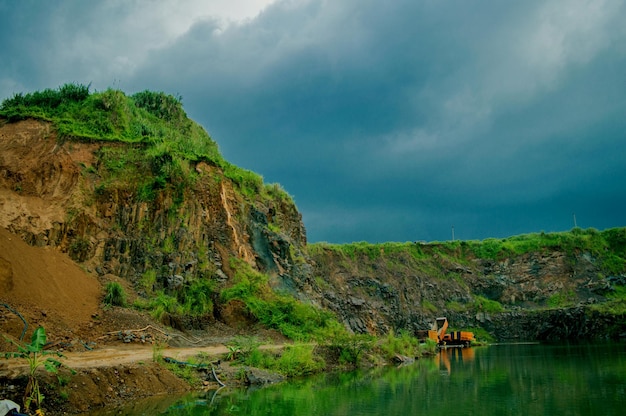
[417,317,475,347]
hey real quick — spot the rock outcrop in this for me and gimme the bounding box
[0,119,306,322]
[1,118,625,341]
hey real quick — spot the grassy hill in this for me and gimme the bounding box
[1,84,625,345]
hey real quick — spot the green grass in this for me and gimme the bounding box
[134,277,215,322]
[377,330,428,360]
[471,295,504,313]
[1,85,229,206]
[104,282,127,307]
[311,228,626,278]
[221,259,341,341]
[422,299,438,313]
[547,290,577,308]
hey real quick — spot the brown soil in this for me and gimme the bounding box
[0,118,297,414]
[0,225,274,415]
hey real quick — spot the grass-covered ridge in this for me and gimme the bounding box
[0,83,292,204]
[309,227,626,275]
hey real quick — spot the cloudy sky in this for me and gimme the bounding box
[1,0,625,243]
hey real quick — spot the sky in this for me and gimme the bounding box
[1,0,625,244]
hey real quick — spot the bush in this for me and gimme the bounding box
[221,260,340,341]
[378,330,420,360]
[326,332,374,366]
[472,295,504,313]
[104,282,127,307]
[178,278,215,316]
[275,344,325,377]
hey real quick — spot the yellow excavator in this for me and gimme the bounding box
[418,317,475,347]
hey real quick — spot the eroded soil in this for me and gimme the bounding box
[0,224,280,415]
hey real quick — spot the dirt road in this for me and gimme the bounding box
[0,343,233,378]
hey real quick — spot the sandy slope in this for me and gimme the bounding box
[0,227,101,336]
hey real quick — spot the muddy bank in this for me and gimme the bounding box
[0,362,190,415]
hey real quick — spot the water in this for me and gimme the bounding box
[122,342,626,415]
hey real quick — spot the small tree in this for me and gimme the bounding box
[2,327,66,413]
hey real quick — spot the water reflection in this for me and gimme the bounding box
[111,342,626,416]
[437,346,475,375]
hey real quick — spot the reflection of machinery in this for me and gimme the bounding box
[438,345,476,374]
[417,317,475,347]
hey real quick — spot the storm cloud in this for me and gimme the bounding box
[1,0,625,242]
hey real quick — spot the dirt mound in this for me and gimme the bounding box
[0,227,101,339]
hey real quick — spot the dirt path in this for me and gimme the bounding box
[0,344,228,376]
[66,344,230,368]
[1,342,292,377]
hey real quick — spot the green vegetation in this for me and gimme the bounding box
[226,337,325,378]
[422,299,438,313]
[0,83,295,206]
[104,282,127,307]
[326,332,375,366]
[378,330,421,360]
[308,241,429,263]
[0,84,220,161]
[2,327,68,413]
[547,290,577,308]
[463,228,626,268]
[472,295,504,313]
[591,285,626,315]
[221,259,340,341]
[135,280,215,324]
[464,326,496,343]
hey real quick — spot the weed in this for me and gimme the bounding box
[378,330,421,360]
[275,344,325,377]
[166,359,200,385]
[326,332,374,366]
[152,341,166,363]
[69,237,91,262]
[104,282,127,307]
[226,336,263,362]
[446,300,466,312]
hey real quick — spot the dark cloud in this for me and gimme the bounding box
[1,0,625,243]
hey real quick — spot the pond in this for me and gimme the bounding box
[108,341,626,415]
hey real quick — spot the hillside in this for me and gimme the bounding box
[304,236,626,340]
[1,85,625,348]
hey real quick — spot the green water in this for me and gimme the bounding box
[120,342,626,415]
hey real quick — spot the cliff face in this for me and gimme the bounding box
[0,118,306,294]
[1,118,624,341]
[301,242,625,340]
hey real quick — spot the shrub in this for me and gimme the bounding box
[226,335,263,362]
[221,260,340,341]
[178,278,215,316]
[378,330,420,360]
[275,344,325,377]
[326,332,374,366]
[472,295,504,313]
[104,282,127,307]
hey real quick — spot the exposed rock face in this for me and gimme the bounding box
[1,118,624,341]
[304,244,625,340]
[0,119,306,299]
